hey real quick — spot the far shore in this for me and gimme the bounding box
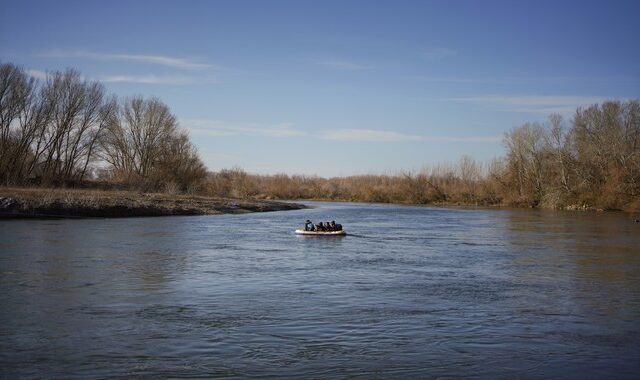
[0,187,305,219]
[2,186,638,221]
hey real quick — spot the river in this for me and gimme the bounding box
[1,202,639,378]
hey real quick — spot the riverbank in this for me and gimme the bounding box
[0,187,305,218]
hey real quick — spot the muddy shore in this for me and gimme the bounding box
[0,187,305,219]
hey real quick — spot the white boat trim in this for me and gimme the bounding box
[295,229,347,236]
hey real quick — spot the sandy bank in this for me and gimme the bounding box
[0,187,305,218]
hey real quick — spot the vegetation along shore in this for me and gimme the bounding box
[1,61,638,214]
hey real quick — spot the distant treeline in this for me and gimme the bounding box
[0,62,206,192]
[2,62,638,210]
[204,100,640,211]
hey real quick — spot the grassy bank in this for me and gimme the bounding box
[0,187,305,218]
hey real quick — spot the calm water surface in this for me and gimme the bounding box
[1,202,639,378]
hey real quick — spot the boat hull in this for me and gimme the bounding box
[295,229,346,236]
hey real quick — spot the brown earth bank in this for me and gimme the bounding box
[0,187,305,219]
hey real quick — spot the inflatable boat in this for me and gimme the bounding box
[295,229,347,236]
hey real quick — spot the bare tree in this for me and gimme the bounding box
[573,100,640,205]
[0,63,37,183]
[101,97,178,184]
[101,96,206,190]
[157,130,207,192]
[503,123,547,205]
[458,155,481,203]
[545,113,574,196]
[17,69,113,183]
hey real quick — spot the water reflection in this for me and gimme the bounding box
[502,209,640,333]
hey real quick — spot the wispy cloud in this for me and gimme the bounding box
[422,47,457,60]
[413,76,489,84]
[42,50,215,70]
[323,129,419,142]
[182,119,305,138]
[182,119,498,143]
[447,95,613,114]
[26,69,48,79]
[25,70,204,86]
[318,59,368,70]
[100,74,214,85]
[414,75,636,85]
[322,128,499,142]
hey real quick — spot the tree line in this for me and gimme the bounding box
[501,101,639,210]
[0,62,206,191]
[203,100,639,211]
[2,61,638,210]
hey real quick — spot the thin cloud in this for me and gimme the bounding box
[182,120,499,143]
[447,95,612,113]
[101,74,213,85]
[323,129,419,142]
[413,76,490,84]
[452,95,606,106]
[25,70,204,86]
[26,69,48,79]
[414,75,633,85]
[26,68,87,81]
[42,50,216,70]
[182,119,305,138]
[422,47,457,60]
[318,59,368,70]
[322,128,500,142]
[412,76,566,84]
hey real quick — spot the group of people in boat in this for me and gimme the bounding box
[304,220,342,232]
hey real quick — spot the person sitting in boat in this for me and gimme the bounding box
[316,222,326,231]
[325,221,332,231]
[304,220,315,231]
[330,221,342,231]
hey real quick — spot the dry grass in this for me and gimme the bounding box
[0,187,304,218]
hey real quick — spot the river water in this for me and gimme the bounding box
[1,202,639,378]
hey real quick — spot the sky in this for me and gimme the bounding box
[1,0,639,177]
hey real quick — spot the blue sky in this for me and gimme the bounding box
[2,0,638,176]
